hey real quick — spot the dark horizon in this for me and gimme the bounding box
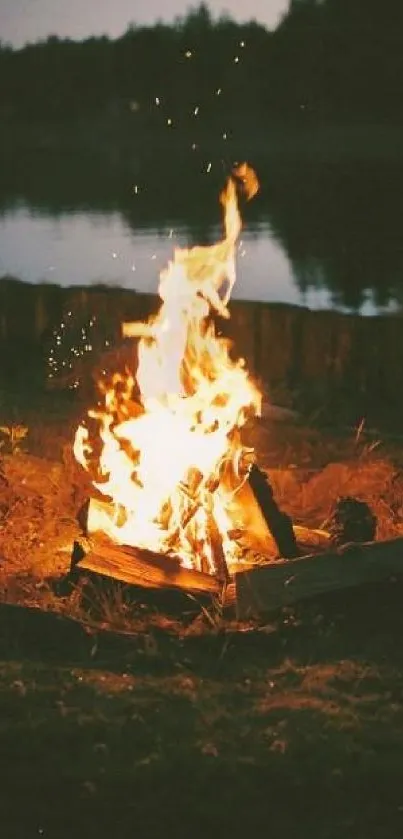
[1,0,403,127]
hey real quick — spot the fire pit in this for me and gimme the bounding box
[71,166,272,574]
[69,163,403,620]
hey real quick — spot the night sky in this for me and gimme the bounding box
[0,0,287,47]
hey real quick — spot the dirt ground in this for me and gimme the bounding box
[1,392,403,838]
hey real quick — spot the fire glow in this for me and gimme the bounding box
[74,164,261,575]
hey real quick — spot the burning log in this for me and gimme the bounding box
[206,507,230,584]
[70,539,220,595]
[80,486,230,582]
[233,536,403,619]
[76,495,226,593]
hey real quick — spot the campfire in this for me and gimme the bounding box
[73,165,293,573]
[70,163,403,619]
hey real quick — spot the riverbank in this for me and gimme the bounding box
[1,276,402,429]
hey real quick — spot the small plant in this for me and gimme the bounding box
[188,591,225,631]
[0,424,29,455]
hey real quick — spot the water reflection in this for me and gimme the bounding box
[1,151,403,314]
[0,206,300,306]
[265,159,403,313]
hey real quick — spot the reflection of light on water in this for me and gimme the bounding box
[302,287,399,316]
[0,204,399,316]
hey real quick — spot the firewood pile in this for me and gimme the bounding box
[70,464,403,620]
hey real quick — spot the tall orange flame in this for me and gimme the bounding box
[74,163,261,573]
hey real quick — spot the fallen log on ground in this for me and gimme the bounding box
[71,539,220,595]
[233,536,403,619]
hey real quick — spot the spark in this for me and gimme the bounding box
[222,132,227,140]
[167,118,173,126]
[240,41,245,47]
[133,185,139,194]
[155,96,160,105]
[234,56,240,63]
[206,162,212,173]
[193,106,199,116]
[131,264,136,271]
[112,252,117,259]
[216,88,222,96]
[185,50,192,58]
[191,143,198,150]
[168,229,174,238]
[151,254,157,260]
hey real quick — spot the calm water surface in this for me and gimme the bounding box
[1,153,403,315]
[0,204,341,309]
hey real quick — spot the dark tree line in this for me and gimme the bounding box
[0,0,402,126]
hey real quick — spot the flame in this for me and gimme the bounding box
[74,163,261,574]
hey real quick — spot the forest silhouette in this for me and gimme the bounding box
[1,0,403,313]
[1,0,402,128]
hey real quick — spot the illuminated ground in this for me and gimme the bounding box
[1,392,403,837]
[1,589,403,839]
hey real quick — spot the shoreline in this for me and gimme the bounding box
[1,276,402,430]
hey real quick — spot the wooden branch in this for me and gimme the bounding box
[247,464,299,558]
[226,479,277,555]
[234,537,403,619]
[71,539,220,595]
[79,497,229,591]
[207,510,230,583]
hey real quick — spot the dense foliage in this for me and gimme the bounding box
[1,0,402,126]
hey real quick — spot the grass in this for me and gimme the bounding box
[1,391,403,837]
[2,590,403,838]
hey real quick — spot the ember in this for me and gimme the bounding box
[74,163,263,575]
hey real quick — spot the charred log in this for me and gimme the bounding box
[247,464,299,558]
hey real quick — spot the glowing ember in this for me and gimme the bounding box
[74,163,261,574]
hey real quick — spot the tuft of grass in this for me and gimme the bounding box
[0,423,28,455]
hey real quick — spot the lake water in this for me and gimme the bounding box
[1,151,403,315]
